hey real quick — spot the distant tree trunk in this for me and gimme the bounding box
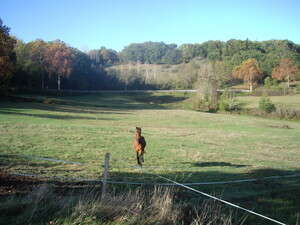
[287,75,290,88]
[145,64,150,84]
[137,61,140,74]
[57,75,61,91]
[41,74,44,89]
[249,82,253,92]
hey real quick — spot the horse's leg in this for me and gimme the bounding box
[141,152,144,163]
[136,152,142,166]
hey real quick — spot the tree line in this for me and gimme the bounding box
[1,18,299,92]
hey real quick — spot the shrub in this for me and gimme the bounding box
[296,84,300,93]
[219,98,243,112]
[219,91,243,112]
[264,77,278,88]
[193,95,218,112]
[258,97,276,113]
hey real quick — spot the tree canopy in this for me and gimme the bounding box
[120,42,181,64]
[1,17,300,91]
[272,58,299,87]
[232,58,263,92]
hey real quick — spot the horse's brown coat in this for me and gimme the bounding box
[133,127,146,166]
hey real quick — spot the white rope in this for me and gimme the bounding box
[156,174,287,225]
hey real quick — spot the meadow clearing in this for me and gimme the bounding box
[0,92,300,224]
[237,94,300,110]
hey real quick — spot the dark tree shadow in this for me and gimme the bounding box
[0,109,116,120]
[0,154,68,170]
[0,92,190,112]
[188,162,248,168]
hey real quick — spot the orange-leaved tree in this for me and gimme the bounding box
[44,41,73,90]
[272,58,298,88]
[232,58,262,92]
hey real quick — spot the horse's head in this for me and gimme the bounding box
[135,127,142,136]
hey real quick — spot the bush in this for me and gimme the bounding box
[219,91,243,112]
[264,77,278,88]
[193,95,218,113]
[296,84,300,93]
[219,98,242,111]
[258,97,276,113]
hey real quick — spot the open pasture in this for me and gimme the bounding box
[1,92,300,224]
[237,94,300,110]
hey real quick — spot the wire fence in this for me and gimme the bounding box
[3,153,300,186]
[155,174,287,225]
[4,153,299,225]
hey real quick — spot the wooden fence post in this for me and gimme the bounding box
[101,153,110,198]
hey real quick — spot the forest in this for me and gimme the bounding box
[1,18,300,92]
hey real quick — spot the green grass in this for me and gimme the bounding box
[237,94,300,110]
[1,92,300,224]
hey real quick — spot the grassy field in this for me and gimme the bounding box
[237,94,300,110]
[1,92,300,224]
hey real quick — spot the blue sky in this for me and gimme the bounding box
[1,0,299,51]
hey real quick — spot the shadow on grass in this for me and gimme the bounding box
[1,92,189,112]
[0,92,189,122]
[188,162,248,168]
[1,101,132,115]
[39,92,188,110]
[0,154,64,169]
[0,109,115,120]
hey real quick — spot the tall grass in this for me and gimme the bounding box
[0,185,240,225]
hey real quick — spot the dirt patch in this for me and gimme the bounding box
[0,172,44,196]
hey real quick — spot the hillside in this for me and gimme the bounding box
[106,59,213,90]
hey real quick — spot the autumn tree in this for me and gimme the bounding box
[0,19,16,92]
[272,58,298,88]
[232,58,262,92]
[44,41,73,90]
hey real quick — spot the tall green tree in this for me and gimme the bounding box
[14,39,48,89]
[120,42,181,64]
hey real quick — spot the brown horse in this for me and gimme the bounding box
[133,127,146,166]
